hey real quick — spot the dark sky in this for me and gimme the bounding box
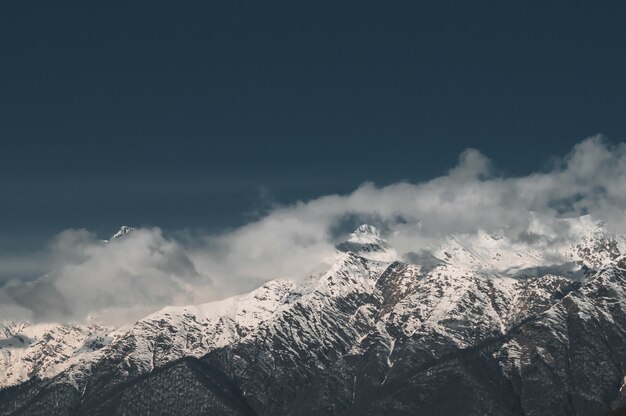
[2,1,626,251]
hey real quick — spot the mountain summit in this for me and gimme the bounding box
[110,225,135,240]
[336,224,398,261]
[352,224,381,238]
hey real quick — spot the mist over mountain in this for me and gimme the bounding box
[2,136,626,325]
[1,138,626,414]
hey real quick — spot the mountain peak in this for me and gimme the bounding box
[347,225,383,245]
[336,224,396,261]
[110,226,135,240]
[353,224,380,237]
[574,221,622,269]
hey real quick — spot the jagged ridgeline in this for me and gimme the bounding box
[2,222,626,415]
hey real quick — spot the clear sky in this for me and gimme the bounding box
[2,1,626,252]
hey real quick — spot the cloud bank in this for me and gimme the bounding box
[2,135,626,324]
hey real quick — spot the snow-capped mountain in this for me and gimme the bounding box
[2,222,626,415]
[109,225,135,240]
[336,224,398,261]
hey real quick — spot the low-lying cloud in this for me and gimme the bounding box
[2,135,626,325]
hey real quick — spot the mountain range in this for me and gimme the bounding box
[2,220,626,415]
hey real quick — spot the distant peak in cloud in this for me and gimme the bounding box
[110,226,135,240]
[353,224,381,237]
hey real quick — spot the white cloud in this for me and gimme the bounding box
[2,135,626,324]
[1,228,206,325]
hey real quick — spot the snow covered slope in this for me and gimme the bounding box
[0,321,110,389]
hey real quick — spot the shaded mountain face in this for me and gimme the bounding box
[2,223,626,415]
